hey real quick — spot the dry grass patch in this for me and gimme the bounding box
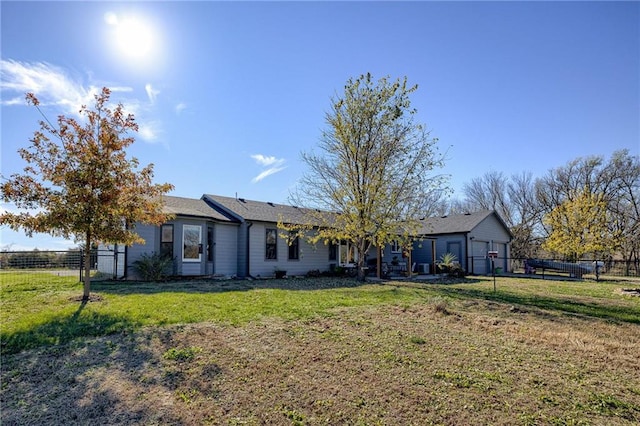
[2,294,639,425]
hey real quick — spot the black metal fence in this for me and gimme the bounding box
[467,256,640,280]
[0,249,125,284]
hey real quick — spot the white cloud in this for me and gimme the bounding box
[138,122,160,141]
[0,59,96,116]
[250,154,286,183]
[1,59,164,145]
[175,102,187,114]
[252,167,287,183]
[145,83,159,103]
[251,154,284,167]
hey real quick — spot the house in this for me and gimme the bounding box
[413,210,513,274]
[99,194,512,279]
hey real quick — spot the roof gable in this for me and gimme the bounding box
[418,210,511,236]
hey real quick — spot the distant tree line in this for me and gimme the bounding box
[0,246,99,270]
[442,149,639,270]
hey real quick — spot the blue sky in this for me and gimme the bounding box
[1,1,639,250]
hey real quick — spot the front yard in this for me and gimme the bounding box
[1,274,639,424]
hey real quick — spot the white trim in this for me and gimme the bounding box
[182,224,202,262]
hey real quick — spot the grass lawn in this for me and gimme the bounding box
[1,273,639,425]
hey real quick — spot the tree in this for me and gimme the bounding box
[462,170,544,259]
[541,190,614,261]
[287,73,448,281]
[0,88,174,300]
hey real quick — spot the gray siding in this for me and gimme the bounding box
[434,233,467,270]
[468,214,511,274]
[215,222,238,276]
[126,223,160,279]
[247,222,332,278]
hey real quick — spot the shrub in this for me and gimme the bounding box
[132,252,174,282]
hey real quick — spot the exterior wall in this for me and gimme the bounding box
[126,223,160,279]
[214,222,238,276]
[468,214,512,274]
[410,239,436,273]
[246,221,332,278]
[128,218,240,278]
[433,233,467,271]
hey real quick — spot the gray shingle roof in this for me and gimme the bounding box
[417,210,497,235]
[162,195,235,222]
[204,194,324,225]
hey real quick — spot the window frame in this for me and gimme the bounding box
[391,240,402,254]
[328,243,337,261]
[207,226,214,262]
[182,224,202,263]
[288,232,299,260]
[160,224,174,259]
[265,228,278,260]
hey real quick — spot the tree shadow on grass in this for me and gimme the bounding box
[91,276,372,295]
[433,286,640,325]
[1,313,188,425]
[1,299,142,356]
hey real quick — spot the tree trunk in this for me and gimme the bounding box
[83,231,92,301]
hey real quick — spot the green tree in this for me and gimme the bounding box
[287,73,448,281]
[0,88,174,300]
[542,190,614,261]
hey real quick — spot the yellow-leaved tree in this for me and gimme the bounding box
[542,189,615,261]
[0,88,174,301]
[284,73,448,281]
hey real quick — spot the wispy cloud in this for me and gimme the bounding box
[175,102,187,114]
[1,59,161,143]
[0,59,97,116]
[250,154,286,183]
[138,122,160,141]
[145,83,159,103]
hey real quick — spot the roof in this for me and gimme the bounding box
[204,194,326,225]
[162,195,235,222]
[417,210,510,236]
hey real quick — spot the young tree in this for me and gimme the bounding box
[287,73,448,281]
[541,190,614,261]
[0,88,174,300]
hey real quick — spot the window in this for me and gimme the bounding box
[160,224,174,259]
[288,232,299,260]
[391,240,401,253]
[183,224,202,262]
[265,228,277,260]
[207,227,214,262]
[339,240,357,265]
[328,243,337,261]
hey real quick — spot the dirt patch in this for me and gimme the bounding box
[69,293,104,302]
[3,303,639,425]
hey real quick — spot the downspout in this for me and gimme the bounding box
[246,221,254,279]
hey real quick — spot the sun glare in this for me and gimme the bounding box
[105,12,157,62]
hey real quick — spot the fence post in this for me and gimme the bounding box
[114,245,118,280]
[79,249,83,283]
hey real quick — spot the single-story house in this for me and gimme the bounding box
[98,194,512,279]
[413,210,513,275]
